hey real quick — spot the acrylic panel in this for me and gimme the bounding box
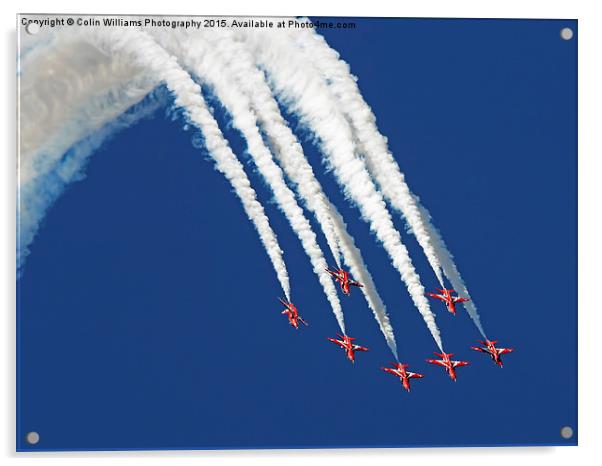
[17,15,577,451]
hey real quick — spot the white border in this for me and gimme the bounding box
[3,1,600,465]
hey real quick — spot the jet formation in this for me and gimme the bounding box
[275,267,513,392]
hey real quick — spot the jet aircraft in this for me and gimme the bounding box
[326,267,363,296]
[426,287,470,315]
[426,352,469,381]
[471,339,514,367]
[382,362,424,392]
[328,334,369,363]
[279,298,308,329]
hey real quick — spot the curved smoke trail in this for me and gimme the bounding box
[151,28,346,332]
[243,28,444,351]
[200,28,398,356]
[290,24,486,337]
[87,26,292,302]
[18,30,157,269]
[18,89,165,273]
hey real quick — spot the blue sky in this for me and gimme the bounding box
[17,18,577,450]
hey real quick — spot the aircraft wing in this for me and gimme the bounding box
[427,293,445,301]
[278,298,289,306]
[408,372,424,379]
[349,280,363,288]
[452,360,470,368]
[454,297,470,303]
[498,348,514,354]
[328,338,346,348]
[426,358,446,367]
[298,317,309,326]
[382,367,400,376]
[353,345,369,352]
[471,346,489,354]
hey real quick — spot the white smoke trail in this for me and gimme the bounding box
[415,197,487,337]
[151,29,345,332]
[86,27,291,301]
[243,29,443,351]
[290,25,487,337]
[19,31,156,186]
[329,204,399,358]
[196,28,401,353]
[187,29,342,270]
[289,24,445,288]
[18,31,158,269]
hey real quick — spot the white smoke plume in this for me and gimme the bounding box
[151,29,346,332]
[197,28,398,356]
[19,31,156,186]
[196,29,343,270]
[289,23,446,288]
[415,198,487,337]
[329,205,399,358]
[242,28,444,351]
[18,28,159,269]
[289,24,487,337]
[85,27,292,301]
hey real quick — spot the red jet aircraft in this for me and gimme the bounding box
[327,334,369,363]
[325,267,363,296]
[426,352,469,381]
[279,298,308,330]
[471,340,514,367]
[382,362,424,392]
[426,287,470,315]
